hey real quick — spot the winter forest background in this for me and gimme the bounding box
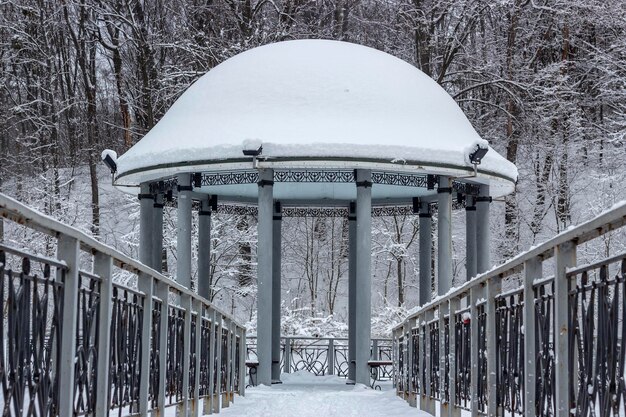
[1,0,625,336]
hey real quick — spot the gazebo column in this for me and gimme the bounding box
[476,185,491,274]
[198,197,212,300]
[177,173,193,288]
[355,169,372,385]
[257,169,274,386]
[465,196,477,281]
[271,201,282,383]
[419,203,432,306]
[152,193,164,272]
[347,202,357,384]
[139,183,154,266]
[437,176,453,296]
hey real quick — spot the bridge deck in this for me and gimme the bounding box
[215,373,428,417]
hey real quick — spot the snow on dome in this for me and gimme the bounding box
[115,39,517,196]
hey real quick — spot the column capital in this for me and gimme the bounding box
[354,169,372,188]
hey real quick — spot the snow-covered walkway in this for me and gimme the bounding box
[218,372,431,417]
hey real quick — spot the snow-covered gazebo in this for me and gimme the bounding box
[107,40,518,387]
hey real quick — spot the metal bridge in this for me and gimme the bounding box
[2,191,626,417]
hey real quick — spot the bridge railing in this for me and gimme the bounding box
[246,336,393,381]
[0,193,246,417]
[393,202,626,417]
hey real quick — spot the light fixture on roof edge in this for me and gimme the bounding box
[242,145,263,168]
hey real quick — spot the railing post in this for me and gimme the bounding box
[137,272,154,417]
[439,303,448,417]
[486,276,501,417]
[239,327,246,397]
[94,252,113,417]
[328,338,335,375]
[193,300,202,417]
[206,308,216,414]
[423,310,435,415]
[180,294,192,416]
[284,337,291,373]
[523,257,541,416]
[230,319,236,403]
[448,297,460,417]
[222,318,232,408]
[57,234,80,417]
[555,241,576,417]
[156,282,169,416]
[470,288,479,417]
[213,314,223,414]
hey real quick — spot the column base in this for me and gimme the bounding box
[271,379,283,384]
[346,380,356,385]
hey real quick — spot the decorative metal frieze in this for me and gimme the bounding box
[455,310,471,410]
[452,181,480,196]
[74,271,102,415]
[372,206,415,217]
[495,290,524,416]
[216,204,259,216]
[372,171,427,188]
[202,171,259,186]
[166,306,185,405]
[569,256,626,417]
[0,251,64,417]
[534,280,555,417]
[275,170,355,183]
[109,285,144,413]
[282,207,349,218]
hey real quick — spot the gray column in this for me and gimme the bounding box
[465,196,477,281]
[257,169,274,386]
[347,202,357,383]
[271,201,282,383]
[198,197,212,300]
[139,183,154,266]
[438,176,453,296]
[153,193,164,272]
[355,169,372,385]
[419,203,432,306]
[177,173,193,288]
[476,184,491,274]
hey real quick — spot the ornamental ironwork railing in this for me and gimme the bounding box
[0,192,246,417]
[393,201,626,417]
[246,336,392,382]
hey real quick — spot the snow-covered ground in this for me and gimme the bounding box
[216,371,430,417]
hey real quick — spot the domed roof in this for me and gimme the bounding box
[115,39,517,198]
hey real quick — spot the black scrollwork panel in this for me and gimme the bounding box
[149,300,162,409]
[333,343,349,377]
[411,328,420,395]
[397,336,405,393]
[569,257,626,417]
[189,314,197,396]
[0,251,64,417]
[455,310,471,410]
[534,280,555,417]
[476,304,487,413]
[166,306,185,405]
[74,271,102,416]
[443,317,450,404]
[234,335,241,393]
[429,321,440,400]
[109,285,144,414]
[199,318,212,396]
[221,328,229,392]
[376,340,394,381]
[290,340,329,375]
[495,290,524,416]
